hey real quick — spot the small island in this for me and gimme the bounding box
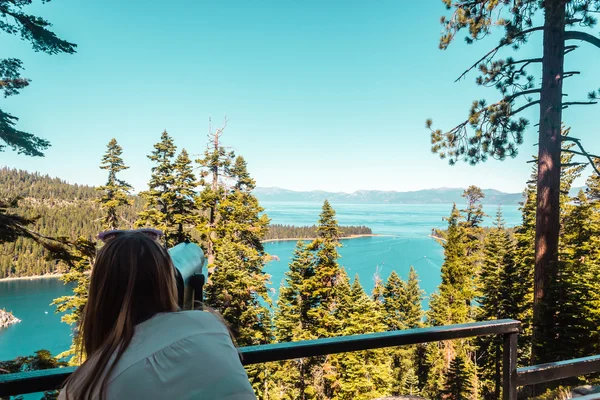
[0,308,20,329]
[262,224,374,242]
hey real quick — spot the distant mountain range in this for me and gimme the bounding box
[254,187,586,205]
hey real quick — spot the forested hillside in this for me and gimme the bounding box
[0,168,143,278]
[0,168,375,279]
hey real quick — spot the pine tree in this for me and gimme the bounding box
[204,239,270,346]
[424,203,476,398]
[586,157,600,202]
[512,164,537,365]
[328,274,392,400]
[444,354,475,400]
[275,242,316,342]
[306,200,343,338]
[171,149,198,243]
[371,269,385,304]
[531,133,587,371]
[199,145,272,399]
[272,201,348,399]
[96,138,132,230]
[195,119,235,268]
[135,130,177,246]
[216,156,269,253]
[0,0,76,157]
[401,367,421,397]
[477,208,518,399]
[382,268,425,396]
[426,0,600,367]
[273,241,318,399]
[382,271,405,331]
[402,266,425,329]
[584,159,600,354]
[299,200,345,398]
[551,190,599,366]
[461,186,485,229]
[429,204,474,327]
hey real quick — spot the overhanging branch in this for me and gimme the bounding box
[507,57,542,65]
[562,100,598,109]
[564,45,578,55]
[512,100,540,115]
[506,89,541,102]
[565,31,600,49]
[455,26,544,82]
[561,137,600,176]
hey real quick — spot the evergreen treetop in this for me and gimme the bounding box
[136,130,178,246]
[171,148,199,244]
[97,138,132,230]
[316,200,341,243]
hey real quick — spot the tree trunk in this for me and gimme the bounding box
[207,131,220,269]
[532,0,565,368]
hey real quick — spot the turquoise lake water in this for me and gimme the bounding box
[0,202,521,365]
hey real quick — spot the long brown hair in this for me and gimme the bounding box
[62,233,179,399]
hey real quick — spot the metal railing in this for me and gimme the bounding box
[1,318,599,399]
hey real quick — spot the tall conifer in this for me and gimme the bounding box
[195,120,235,268]
[382,268,424,396]
[306,200,343,337]
[425,200,479,398]
[329,274,392,400]
[171,149,198,243]
[444,354,475,400]
[199,144,272,398]
[273,241,318,399]
[477,208,517,399]
[97,138,132,230]
[136,130,177,246]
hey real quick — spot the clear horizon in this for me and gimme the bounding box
[4,166,584,195]
[2,0,600,194]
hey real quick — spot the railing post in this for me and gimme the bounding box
[503,331,518,400]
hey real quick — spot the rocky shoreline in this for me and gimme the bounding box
[0,308,20,329]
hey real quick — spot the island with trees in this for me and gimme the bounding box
[0,309,20,329]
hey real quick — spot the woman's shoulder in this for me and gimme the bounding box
[137,310,229,338]
[109,311,233,380]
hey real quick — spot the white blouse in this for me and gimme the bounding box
[58,311,256,399]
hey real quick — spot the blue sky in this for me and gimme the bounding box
[2,0,600,193]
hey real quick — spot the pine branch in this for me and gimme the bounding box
[564,45,578,55]
[565,31,600,49]
[563,71,581,78]
[506,89,541,102]
[455,26,544,82]
[512,100,540,115]
[562,100,598,109]
[561,137,600,176]
[507,57,542,65]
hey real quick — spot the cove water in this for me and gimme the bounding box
[0,202,521,365]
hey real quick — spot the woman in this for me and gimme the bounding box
[58,229,256,400]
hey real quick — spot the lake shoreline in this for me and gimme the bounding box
[262,234,386,243]
[0,273,65,282]
[0,235,388,281]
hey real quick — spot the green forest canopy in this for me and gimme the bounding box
[0,168,371,279]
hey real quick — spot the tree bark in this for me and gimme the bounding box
[532,0,565,368]
[207,130,220,269]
